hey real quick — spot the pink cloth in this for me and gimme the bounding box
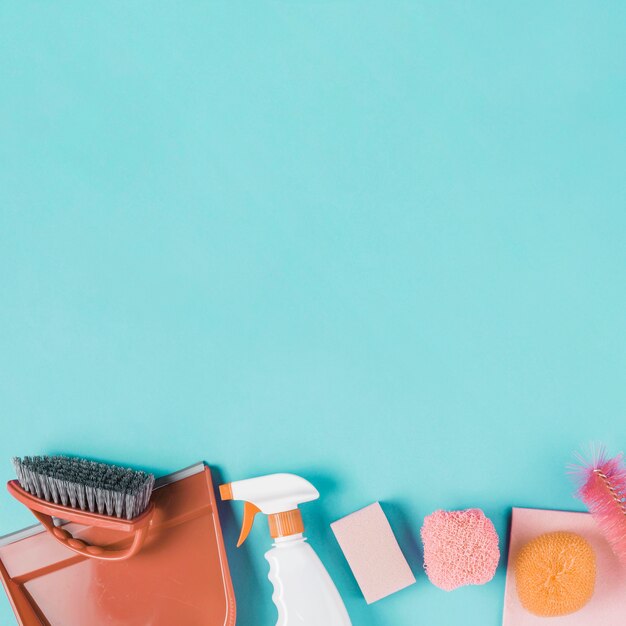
[503,508,626,625]
[331,502,416,604]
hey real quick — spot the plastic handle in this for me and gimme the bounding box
[7,480,155,562]
[29,508,152,561]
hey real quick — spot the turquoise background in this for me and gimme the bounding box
[1,2,625,625]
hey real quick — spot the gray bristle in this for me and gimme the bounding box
[12,456,155,520]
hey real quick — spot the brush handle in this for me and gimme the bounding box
[29,509,152,561]
[7,480,155,562]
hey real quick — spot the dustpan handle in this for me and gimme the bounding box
[30,508,153,562]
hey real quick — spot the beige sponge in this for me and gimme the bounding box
[331,502,416,604]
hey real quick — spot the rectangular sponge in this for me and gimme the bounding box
[331,502,416,604]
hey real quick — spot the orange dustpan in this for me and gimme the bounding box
[0,463,236,626]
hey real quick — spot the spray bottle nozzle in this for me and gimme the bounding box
[218,483,233,501]
[219,473,319,547]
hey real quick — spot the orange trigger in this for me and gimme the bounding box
[237,502,261,547]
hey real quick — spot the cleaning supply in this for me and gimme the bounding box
[515,531,596,617]
[1,462,236,626]
[8,455,155,561]
[330,502,415,604]
[503,508,626,626]
[572,448,626,565]
[421,508,500,591]
[220,472,351,626]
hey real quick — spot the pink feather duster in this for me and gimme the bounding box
[572,448,626,565]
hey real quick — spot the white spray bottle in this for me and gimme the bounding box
[220,473,352,626]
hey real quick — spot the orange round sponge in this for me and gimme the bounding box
[515,531,596,617]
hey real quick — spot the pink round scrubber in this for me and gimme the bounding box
[421,509,500,591]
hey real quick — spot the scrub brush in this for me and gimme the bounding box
[571,448,626,565]
[8,455,156,561]
[12,455,154,520]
